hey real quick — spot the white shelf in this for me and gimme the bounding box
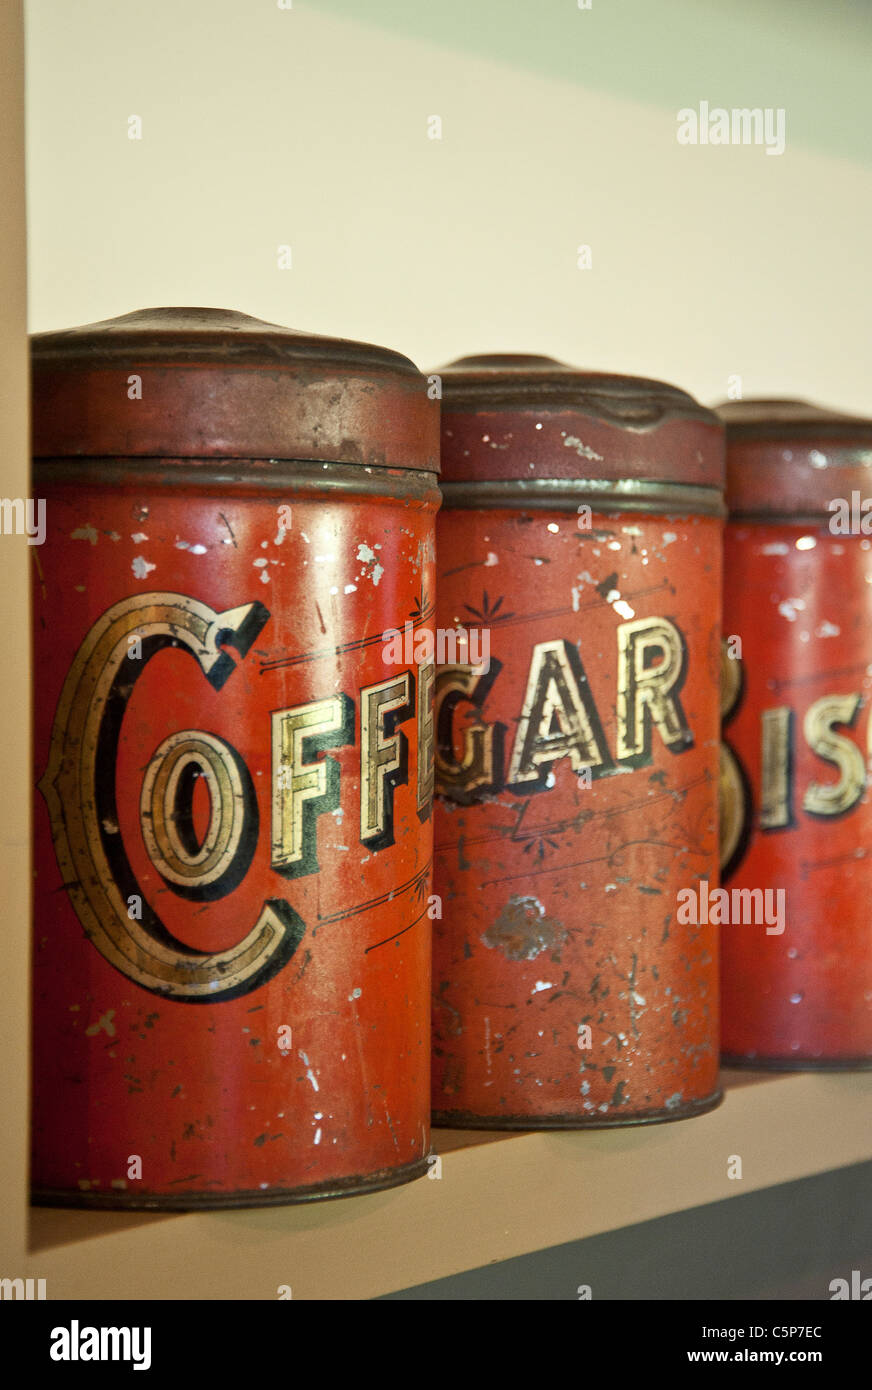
[22,1069,872,1300]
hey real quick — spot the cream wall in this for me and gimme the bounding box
[24,0,872,412]
[0,0,29,1265]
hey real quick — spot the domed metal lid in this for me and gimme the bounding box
[32,307,440,472]
[435,353,723,489]
[717,398,872,517]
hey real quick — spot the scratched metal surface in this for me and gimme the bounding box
[31,308,440,1206]
[432,356,725,1126]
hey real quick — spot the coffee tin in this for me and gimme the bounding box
[31,307,440,1205]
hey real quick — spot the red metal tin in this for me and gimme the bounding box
[31,307,440,1207]
[432,356,725,1126]
[719,399,872,1068]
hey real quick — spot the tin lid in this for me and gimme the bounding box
[718,398,872,518]
[436,354,723,490]
[31,307,440,472]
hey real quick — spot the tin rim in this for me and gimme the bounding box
[439,478,725,518]
[31,457,441,501]
[727,511,840,525]
[432,1088,723,1130]
[721,1054,872,1072]
[31,1156,431,1211]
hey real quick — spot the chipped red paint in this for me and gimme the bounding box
[31,309,440,1206]
[719,400,872,1068]
[431,356,725,1126]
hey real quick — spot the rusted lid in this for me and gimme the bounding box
[31,307,440,472]
[436,354,723,488]
[718,398,872,517]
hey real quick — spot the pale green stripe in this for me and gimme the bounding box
[306,0,872,165]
